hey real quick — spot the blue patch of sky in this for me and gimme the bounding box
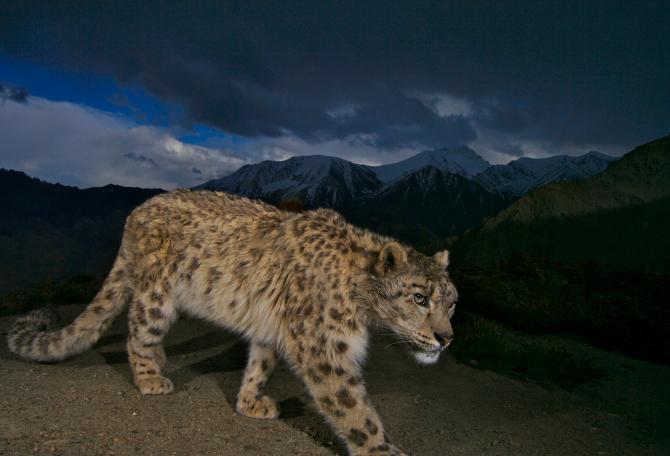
[0,52,165,120]
[0,52,250,148]
[178,124,251,148]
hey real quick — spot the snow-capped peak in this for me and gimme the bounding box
[195,154,381,207]
[474,151,617,199]
[369,145,491,182]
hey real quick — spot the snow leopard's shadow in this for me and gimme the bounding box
[173,335,347,455]
[84,315,347,455]
[280,396,348,455]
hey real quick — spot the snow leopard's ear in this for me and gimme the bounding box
[433,249,450,270]
[376,242,408,275]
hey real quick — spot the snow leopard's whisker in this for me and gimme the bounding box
[383,340,412,350]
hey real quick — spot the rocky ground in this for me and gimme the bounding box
[1,305,669,455]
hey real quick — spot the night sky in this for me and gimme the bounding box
[1,1,668,188]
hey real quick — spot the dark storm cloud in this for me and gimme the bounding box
[1,1,668,152]
[325,94,476,148]
[123,152,159,168]
[0,83,29,103]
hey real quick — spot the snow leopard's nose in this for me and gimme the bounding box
[434,332,452,347]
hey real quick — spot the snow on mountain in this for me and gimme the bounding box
[474,151,617,200]
[194,155,382,208]
[369,145,491,182]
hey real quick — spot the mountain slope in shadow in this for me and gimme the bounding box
[341,166,506,251]
[453,135,670,270]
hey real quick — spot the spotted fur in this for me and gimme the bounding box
[7,190,457,456]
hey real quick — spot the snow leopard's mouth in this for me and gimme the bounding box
[409,345,447,365]
[411,348,442,365]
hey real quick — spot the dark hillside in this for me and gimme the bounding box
[453,135,670,269]
[0,169,163,294]
[448,135,670,363]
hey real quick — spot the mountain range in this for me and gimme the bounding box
[197,145,616,247]
[197,146,615,206]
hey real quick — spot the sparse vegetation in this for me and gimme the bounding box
[450,312,606,389]
[451,254,670,364]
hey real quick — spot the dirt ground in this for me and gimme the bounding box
[1,305,669,456]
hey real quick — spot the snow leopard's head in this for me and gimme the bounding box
[364,242,457,365]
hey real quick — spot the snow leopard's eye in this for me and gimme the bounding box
[413,293,427,306]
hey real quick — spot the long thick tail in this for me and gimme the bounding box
[7,259,129,362]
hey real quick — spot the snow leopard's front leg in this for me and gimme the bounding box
[236,340,280,419]
[288,335,407,456]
